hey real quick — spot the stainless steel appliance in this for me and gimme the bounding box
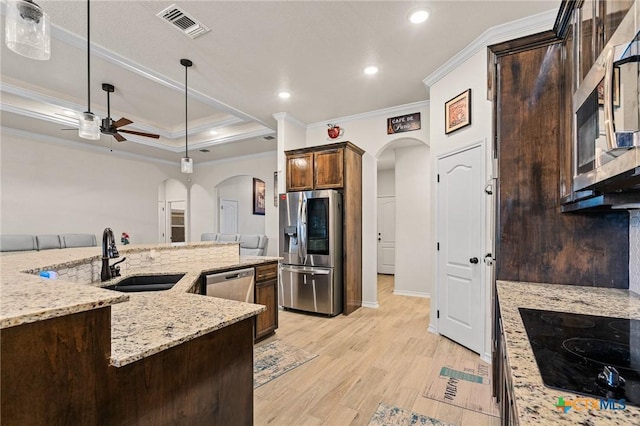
[203,268,255,303]
[279,190,342,316]
[573,5,640,192]
[519,308,639,407]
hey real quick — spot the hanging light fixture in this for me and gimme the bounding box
[4,0,50,60]
[78,0,100,140]
[180,58,194,174]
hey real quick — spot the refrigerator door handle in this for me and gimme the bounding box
[299,197,308,263]
[280,266,330,275]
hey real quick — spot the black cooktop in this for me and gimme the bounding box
[519,308,640,407]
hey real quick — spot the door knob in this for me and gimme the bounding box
[470,257,479,264]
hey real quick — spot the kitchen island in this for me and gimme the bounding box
[496,280,640,425]
[1,242,278,425]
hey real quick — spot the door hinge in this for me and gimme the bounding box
[437,310,440,319]
[437,174,440,183]
[437,242,440,251]
[221,205,224,210]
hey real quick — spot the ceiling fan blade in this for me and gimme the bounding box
[118,129,160,139]
[114,133,126,142]
[113,117,133,128]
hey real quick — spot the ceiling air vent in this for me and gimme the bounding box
[157,4,211,40]
[262,135,276,141]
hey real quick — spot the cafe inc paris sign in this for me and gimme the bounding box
[387,112,421,135]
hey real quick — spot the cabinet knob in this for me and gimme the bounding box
[470,257,479,264]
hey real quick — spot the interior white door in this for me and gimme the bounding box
[377,197,396,274]
[437,143,485,354]
[220,199,238,234]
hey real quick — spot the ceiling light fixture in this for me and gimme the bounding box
[364,66,378,75]
[78,0,100,140]
[278,91,291,99]
[409,8,430,24]
[180,58,194,174]
[4,0,50,60]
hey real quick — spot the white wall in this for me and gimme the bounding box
[190,152,278,256]
[216,175,266,235]
[394,145,431,297]
[428,48,493,360]
[0,129,181,244]
[303,102,430,308]
[377,169,395,197]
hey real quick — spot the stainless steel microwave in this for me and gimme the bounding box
[573,2,640,192]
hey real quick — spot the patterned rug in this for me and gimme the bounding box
[253,340,318,388]
[422,355,499,417]
[368,403,452,426]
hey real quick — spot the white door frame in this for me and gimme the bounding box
[434,138,491,361]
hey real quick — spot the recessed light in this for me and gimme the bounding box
[209,130,218,135]
[409,8,430,24]
[364,66,378,75]
[278,91,291,99]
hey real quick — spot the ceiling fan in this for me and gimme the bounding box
[100,83,160,142]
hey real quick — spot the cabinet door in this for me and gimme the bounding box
[286,153,314,191]
[314,149,344,189]
[255,279,278,341]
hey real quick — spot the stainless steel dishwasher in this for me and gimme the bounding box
[203,268,255,303]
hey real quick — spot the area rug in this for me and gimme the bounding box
[368,402,452,426]
[253,340,318,388]
[422,356,499,417]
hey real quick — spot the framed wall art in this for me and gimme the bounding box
[253,178,265,215]
[597,67,620,107]
[445,89,472,134]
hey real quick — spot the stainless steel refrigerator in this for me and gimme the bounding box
[278,190,342,316]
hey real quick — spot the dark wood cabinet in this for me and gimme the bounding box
[285,141,364,315]
[489,13,629,289]
[254,262,278,341]
[314,148,344,189]
[286,152,314,191]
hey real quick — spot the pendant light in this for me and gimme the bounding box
[180,58,193,174]
[4,0,50,60]
[78,0,100,140]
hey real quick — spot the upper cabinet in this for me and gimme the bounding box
[286,142,357,192]
[564,0,640,211]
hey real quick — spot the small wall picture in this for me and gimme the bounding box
[445,89,472,134]
[253,178,266,215]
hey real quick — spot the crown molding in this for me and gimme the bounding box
[423,9,557,87]
[197,149,277,168]
[1,81,248,140]
[189,128,277,150]
[307,100,430,129]
[273,112,307,128]
[51,25,269,129]
[1,127,177,166]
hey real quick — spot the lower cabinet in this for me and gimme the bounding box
[493,297,518,426]
[254,262,278,341]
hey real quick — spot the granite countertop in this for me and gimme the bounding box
[1,244,280,367]
[497,280,640,425]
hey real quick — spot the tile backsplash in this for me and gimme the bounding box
[630,210,640,295]
[49,244,239,284]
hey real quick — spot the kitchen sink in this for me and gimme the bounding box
[104,273,185,292]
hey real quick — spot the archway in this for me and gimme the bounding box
[213,175,266,235]
[375,137,431,299]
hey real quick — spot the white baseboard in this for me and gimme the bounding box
[362,301,380,309]
[428,323,438,335]
[393,289,430,298]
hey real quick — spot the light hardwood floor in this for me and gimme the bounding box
[254,274,500,426]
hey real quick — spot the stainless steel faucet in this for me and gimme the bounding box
[101,228,120,282]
